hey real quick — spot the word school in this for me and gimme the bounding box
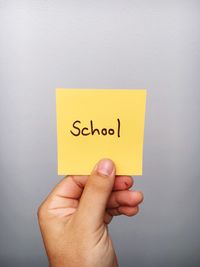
[70,118,121,137]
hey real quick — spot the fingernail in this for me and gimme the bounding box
[95,159,115,176]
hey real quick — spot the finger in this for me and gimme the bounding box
[43,174,134,212]
[48,175,88,200]
[107,206,139,217]
[43,176,88,214]
[107,190,143,209]
[118,206,139,216]
[76,159,115,228]
[104,211,113,224]
[47,175,132,202]
[113,176,133,191]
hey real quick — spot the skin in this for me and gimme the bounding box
[38,159,144,267]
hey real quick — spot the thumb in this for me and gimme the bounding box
[76,159,115,227]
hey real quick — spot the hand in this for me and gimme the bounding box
[38,159,143,267]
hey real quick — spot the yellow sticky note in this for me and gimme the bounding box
[56,89,146,176]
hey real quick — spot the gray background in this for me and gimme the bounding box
[0,1,200,266]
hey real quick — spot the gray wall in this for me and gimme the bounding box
[0,1,200,266]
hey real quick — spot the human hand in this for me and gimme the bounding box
[38,159,143,267]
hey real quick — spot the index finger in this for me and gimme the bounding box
[48,175,133,200]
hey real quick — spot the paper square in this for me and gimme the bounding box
[56,89,146,175]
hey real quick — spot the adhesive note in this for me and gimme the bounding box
[56,89,147,176]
